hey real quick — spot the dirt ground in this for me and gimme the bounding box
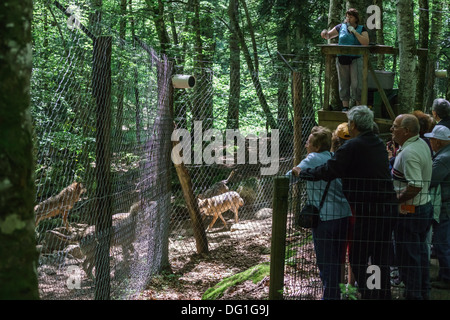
[36,207,450,301]
[139,212,450,301]
[140,215,275,300]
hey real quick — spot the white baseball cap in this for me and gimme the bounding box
[424,125,450,141]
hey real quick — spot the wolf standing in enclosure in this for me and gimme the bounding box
[34,182,86,231]
[197,191,244,231]
[321,8,369,111]
[297,106,398,299]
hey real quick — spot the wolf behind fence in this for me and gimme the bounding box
[198,191,244,231]
[35,182,86,231]
[79,201,148,278]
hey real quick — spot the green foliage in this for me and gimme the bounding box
[30,0,449,190]
[201,262,270,300]
[339,283,358,300]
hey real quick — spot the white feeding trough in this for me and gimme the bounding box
[435,70,448,78]
[172,75,196,89]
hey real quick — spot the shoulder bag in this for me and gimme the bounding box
[295,181,331,229]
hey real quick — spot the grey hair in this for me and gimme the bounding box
[400,114,420,136]
[432,98,450,119]
[347,105,374,131]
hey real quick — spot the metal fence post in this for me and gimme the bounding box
[269,176,289,300]
[93,36,112,300]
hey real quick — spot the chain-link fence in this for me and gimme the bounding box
[168,60,321,257]
[33,2,173,299]
[32,1,325,300]
[282,176,449,300]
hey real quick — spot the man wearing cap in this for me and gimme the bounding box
[431,98,450,129]
[391,114,433,299]
[425,125,450,289]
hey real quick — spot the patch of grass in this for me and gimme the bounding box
[201,262,270,300]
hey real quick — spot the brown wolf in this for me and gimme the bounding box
[35,182,86,231]
[198,170,235,199]
[80,201,143,278]
[197,191,244,231]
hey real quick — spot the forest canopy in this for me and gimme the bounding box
[32,0,450,129]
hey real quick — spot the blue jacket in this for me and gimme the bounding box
[287,151,352,221]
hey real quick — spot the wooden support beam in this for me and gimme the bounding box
[172,140,209,255]
[292,71,303,166]
[362,53,369,105]
[368,64,396,120]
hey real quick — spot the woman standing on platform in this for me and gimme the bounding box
[321,8,369,111]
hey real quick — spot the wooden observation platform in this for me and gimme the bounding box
[317,44,427,137]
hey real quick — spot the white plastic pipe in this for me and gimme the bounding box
[172,75,196,88]
[435,70,448,78]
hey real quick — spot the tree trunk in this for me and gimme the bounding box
[89,0,102,37]
[375,0,385,70]
[129,1,142,145]
[423,0,444,112]
[147,0,171,54]
[172,0,193,129]
[240,0,259,73]
[416,0,429,108]
[228,0,278,129]
[191,0,215,131]
[115,0,127,149]
[396,0,417,114]
[227,0,240,130]
[0,0,39,300]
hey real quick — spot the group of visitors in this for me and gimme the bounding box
[286,98,450,300]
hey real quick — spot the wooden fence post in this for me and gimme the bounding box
[269,176,289,300]
[171,143,209,255]
[170,75,209,255]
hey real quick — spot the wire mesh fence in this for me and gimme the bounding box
[168,63,320,257]
[283,177,449,300]
[32,3,173,299]
[31,1,324,300]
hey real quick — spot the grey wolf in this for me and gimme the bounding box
[35,182,86,231]
[198,170,235,199]
[198,191,244,231]
[80,201,143,278]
